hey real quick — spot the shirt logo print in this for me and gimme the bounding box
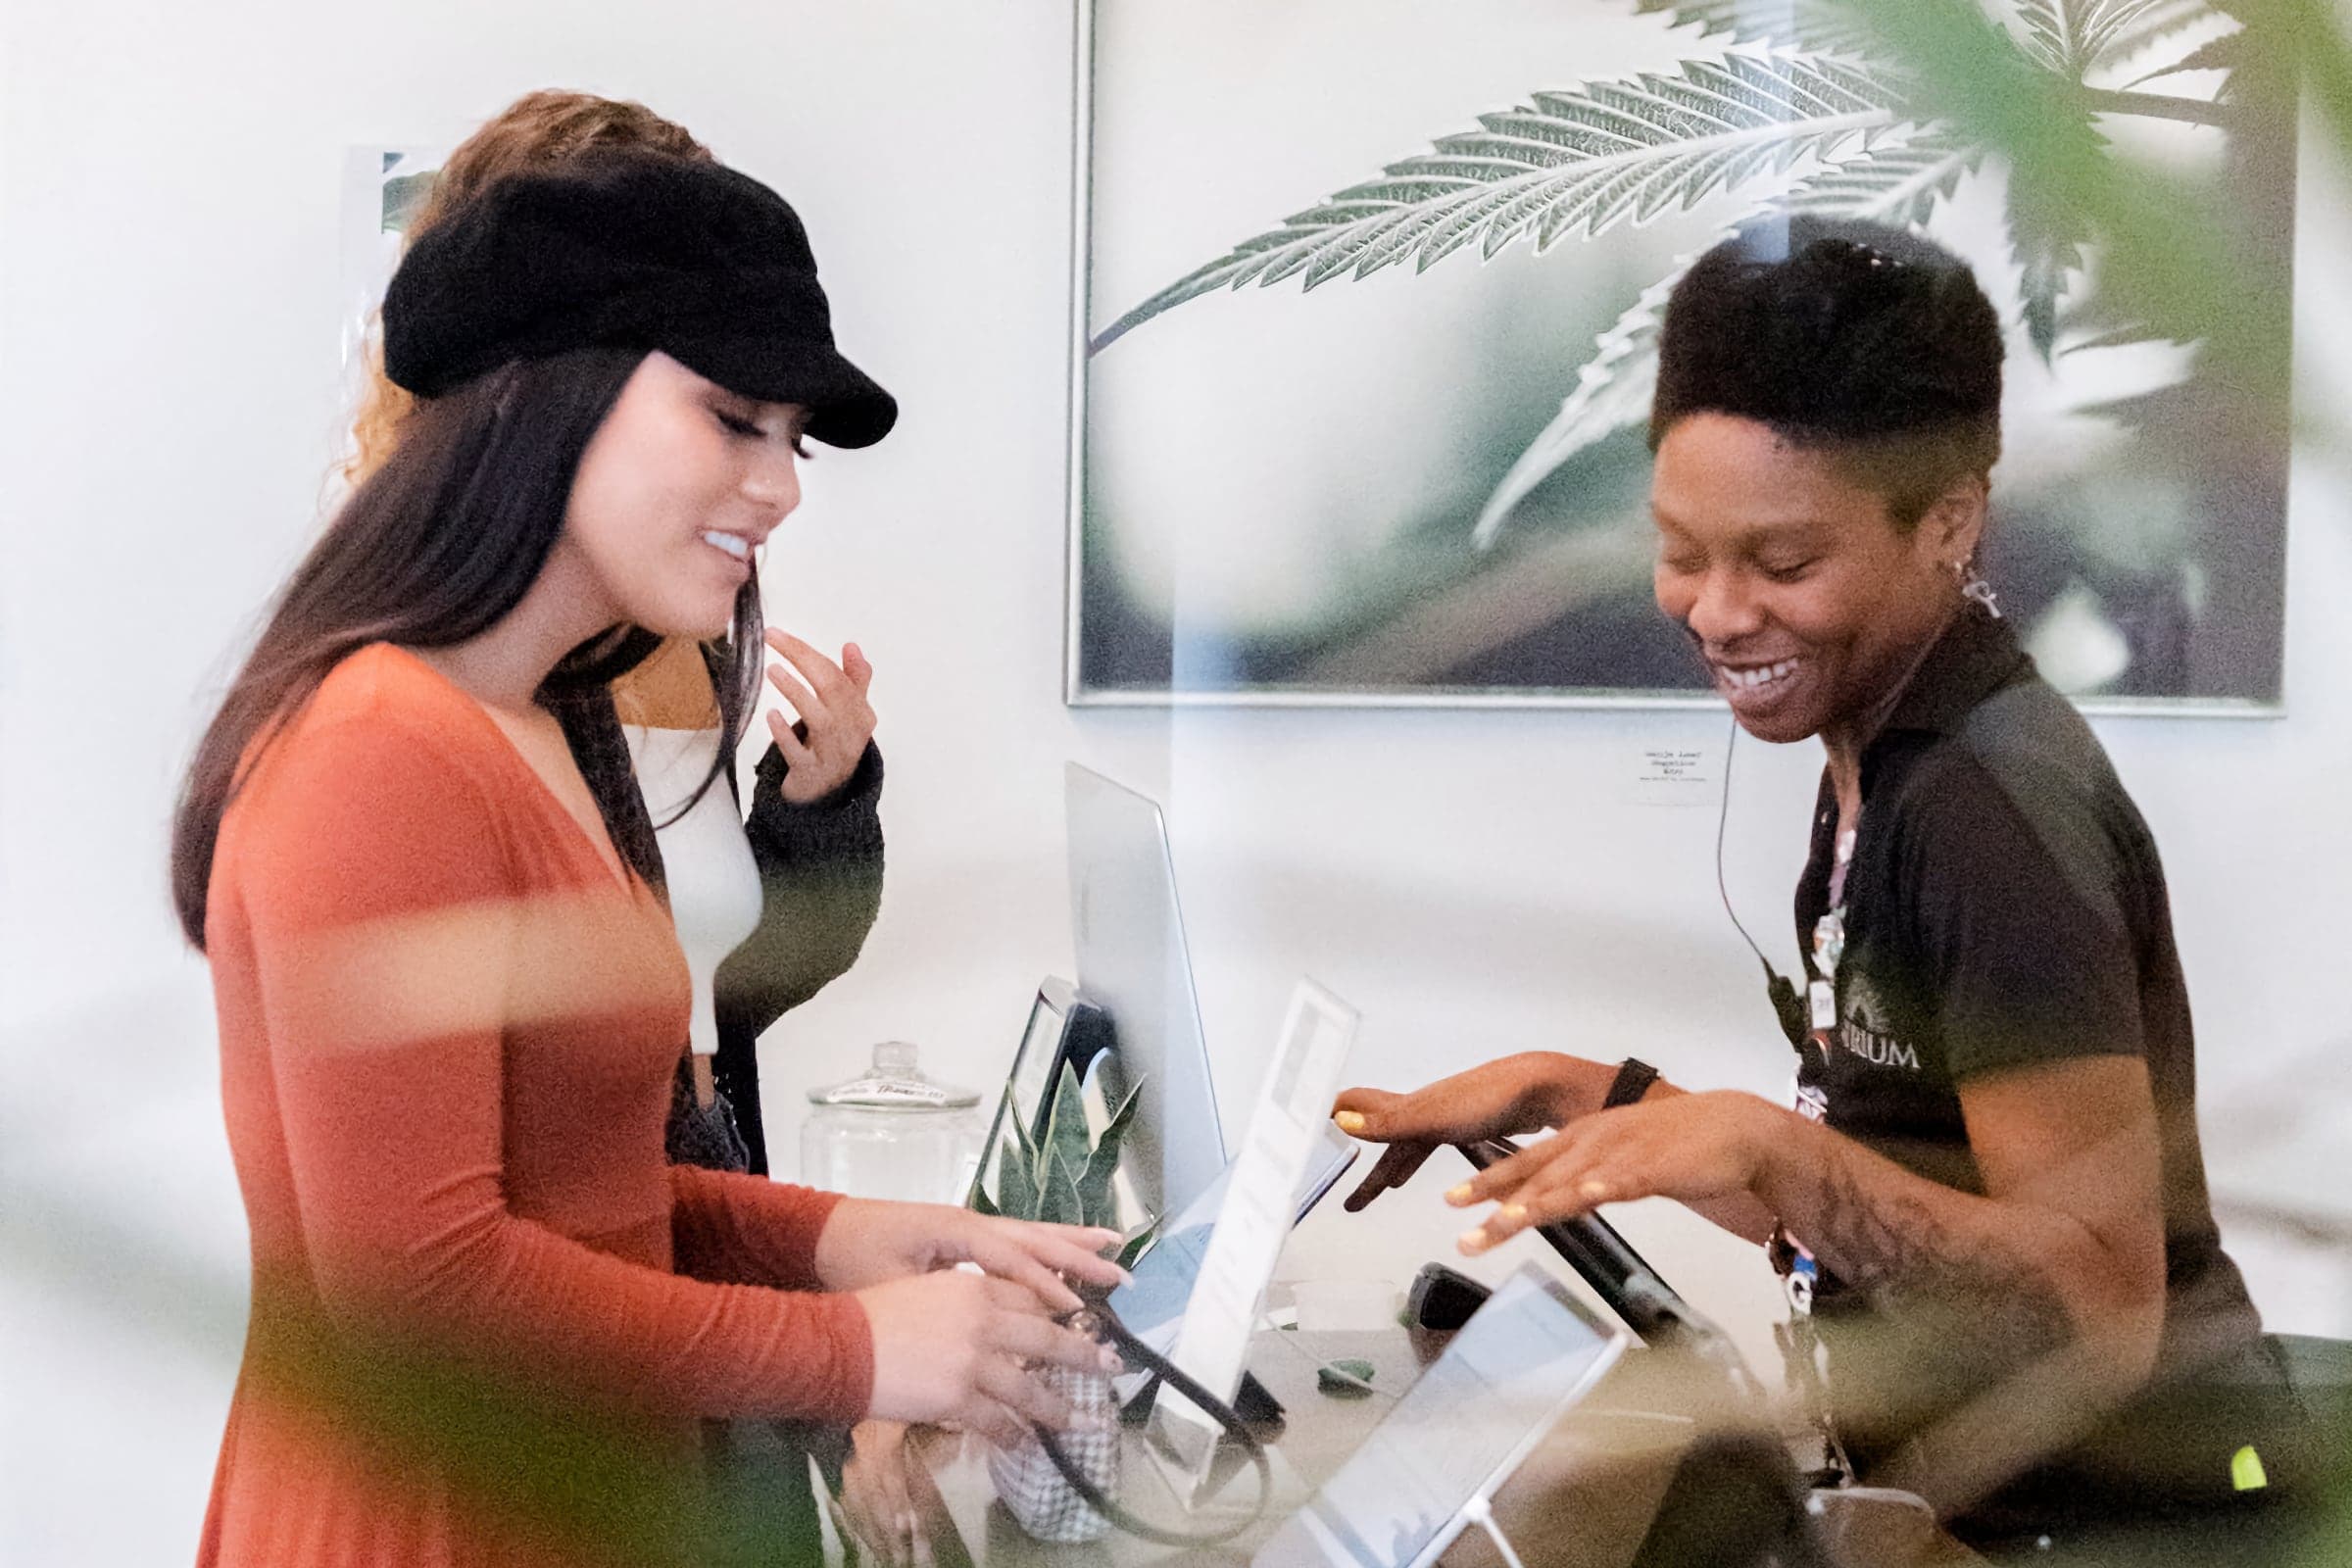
[1834,973,1923,1071]
[1833,1018,1923,1071]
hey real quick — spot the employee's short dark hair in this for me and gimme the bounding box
[1649,217,2004,528]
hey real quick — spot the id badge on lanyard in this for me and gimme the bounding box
[1770,1226,1854,1486]
[1808,824,1856,1057]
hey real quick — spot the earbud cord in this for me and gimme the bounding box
[1716,712,1774,974]
[1717,713,1809,1050]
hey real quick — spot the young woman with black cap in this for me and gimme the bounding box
[341,88,910,1566]
[1332,220,2309,1560]
[173,152,1122,1568]
[345,92,886,1185]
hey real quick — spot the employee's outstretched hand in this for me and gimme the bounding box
[813,1198,1126,1310]
[763,630,878,804]
[1445,1091,1774,1254]
[1333,1052,1614,1213]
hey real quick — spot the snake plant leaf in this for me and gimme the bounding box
[1090,53,1913,354]
[1114,1217,1161,1273]
[1043,1062,1093,1189]
[1075,1078,1147,1228]
[1471,133,1978,547]
[1039,1149,1089,1229]
[1073,1149,1118,1230]
[1007,1093,1044,1203]
[1632,0,1888,59]
[968,1180,1002,1219]
[989,1132,1040,1223]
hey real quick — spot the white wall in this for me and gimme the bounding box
[5,4,2350,1563]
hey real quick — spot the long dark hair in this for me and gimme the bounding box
[172,346,761,950]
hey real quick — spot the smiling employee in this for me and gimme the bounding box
[1333,219,2309,1561]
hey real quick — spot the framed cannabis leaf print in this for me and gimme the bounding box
[1065,0,2292,711]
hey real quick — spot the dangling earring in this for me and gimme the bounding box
[1951,556,2001,618]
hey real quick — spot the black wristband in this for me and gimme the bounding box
[1601,1057,1659,1109]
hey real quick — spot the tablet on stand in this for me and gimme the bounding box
[1107,1119,1359,1418]
[1252,1263,1629,1568]
[1146,980,1361,1505]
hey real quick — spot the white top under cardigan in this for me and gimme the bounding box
[623,724,762,1060]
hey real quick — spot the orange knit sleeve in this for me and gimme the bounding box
[669,1168,847,1291]
[234,710,873,1422]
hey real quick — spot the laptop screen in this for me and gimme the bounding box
[1066,762,1229,1221]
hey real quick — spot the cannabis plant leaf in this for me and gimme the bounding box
[1470,265,1694,550]
[1778,131,1980,225]
[2003,145,2104,360]
[1632,0,1886,58]
[1091,54,1912,353]
[1472,134,1978,546]
[2123,27,2246,90]
[381,172,435,235]
[2093,0,2223,74]
[2016,0,2186,77]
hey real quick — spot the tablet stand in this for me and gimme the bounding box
[1118,1367,1284,1430]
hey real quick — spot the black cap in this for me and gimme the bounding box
[382,151,897,449]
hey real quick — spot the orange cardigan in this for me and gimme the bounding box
[197,644,870,1567]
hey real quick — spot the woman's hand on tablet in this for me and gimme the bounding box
[813,1198,1127,1309]
[1444,1090,1775,1253]
[858,1269,1121,1444]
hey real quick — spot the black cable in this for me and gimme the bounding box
[1031,1294,1273,1547]
[1716,713,1810,1052]
[1715,713,1773,973]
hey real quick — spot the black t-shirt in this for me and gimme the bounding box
[1786,609,2274,1509]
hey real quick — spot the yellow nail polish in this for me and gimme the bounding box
[1500,1203,1528,1224]
[1445,1183,1473,1205]
[1457,1228,1491,1254]
[1580,1179,1610,1201]
[1335,1111,1366,1134]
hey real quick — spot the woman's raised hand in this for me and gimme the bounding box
[857,1269,1121,1445]
[762,630,878,804]
[1332,1052,1613,1213]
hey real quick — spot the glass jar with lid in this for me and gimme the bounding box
[801,1041,986,1204]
